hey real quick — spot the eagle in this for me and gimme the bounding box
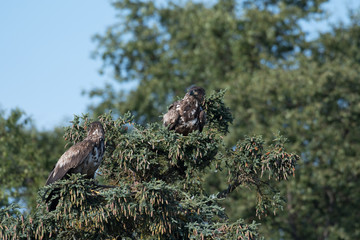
[163,86,206,136]
[46,121,105,185]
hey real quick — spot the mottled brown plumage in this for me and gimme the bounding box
[45,121,105,185]
[163,86,206,135]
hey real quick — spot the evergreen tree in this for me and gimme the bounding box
[253,14,360,239]
[0,91,298,239]
[86,1,360,239]
[2,0,358,239]
[88,0,326,122]
[0,109,65,209]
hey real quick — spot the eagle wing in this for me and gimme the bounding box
[163,101,180,130]
[45,140,95,185]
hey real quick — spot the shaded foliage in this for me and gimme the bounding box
[2,0,359,239]
[0,109,65,209]
[85,0,360,239]
[1,92,298,239]
[88,0,327,122]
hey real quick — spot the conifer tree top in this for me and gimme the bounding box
[1,90,298,239]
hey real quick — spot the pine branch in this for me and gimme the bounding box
[217,178,243,199]
[97,184,117,189]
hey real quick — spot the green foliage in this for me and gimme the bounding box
[204,89,233,135]
[88,0,327,122]
[0,92,298,239]
[3,0,359,239]
[0,108,65,209]
[85,0,360,239]
[220,134,298,218]
[224,54,360,238]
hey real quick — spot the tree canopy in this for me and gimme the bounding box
[0,109,65,209]
[1,0,360,239]
[86,0,360,239]
[88,0,327,124]
[1,92,299,239]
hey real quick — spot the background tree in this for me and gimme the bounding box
[0,92,298,239]
[86,0,360,239]
[0,108,65,210]
[88,0,326,122]
[1,0,359,239]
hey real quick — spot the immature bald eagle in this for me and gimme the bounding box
[46,121,105,185]
[163,86,206,135]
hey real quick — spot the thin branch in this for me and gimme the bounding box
[97,184,117,189]
[217,179,242,199]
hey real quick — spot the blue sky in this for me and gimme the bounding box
[0,0,359,130]
[0,0,116,129]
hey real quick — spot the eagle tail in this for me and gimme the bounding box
[45,169,56,185]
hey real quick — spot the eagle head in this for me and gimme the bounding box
[187,86,206,102]
[86,121,105,139]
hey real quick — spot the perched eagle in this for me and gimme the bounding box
[46,121,105,185]
[163,86,206,135]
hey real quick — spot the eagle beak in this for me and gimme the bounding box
[190,90,198,96]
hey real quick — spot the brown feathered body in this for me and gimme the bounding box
[163,86,206,136]
[45,121,105,185]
